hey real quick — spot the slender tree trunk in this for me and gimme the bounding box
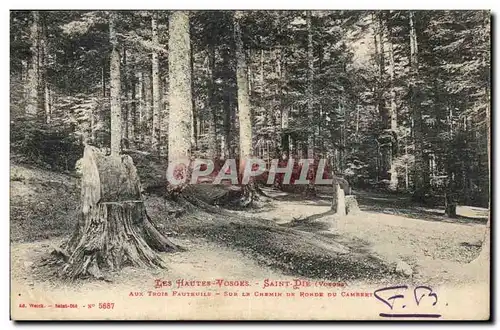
[234,12,252,164]
[102,61,106,97]
[281,106,290,159]
[306,10,314,159]
[122,48,129,146]
[375,14,392,184]
[474,14,491,264]
[151,13,161,151]
[387,24,398,190]
[190,36,197,150]
[128,53,136,145]
[206,45,218,159]
[222,45,234,159]
[409,11,427,199]
[471,86,491,264]
[247,48,252,98]
[339,99,345,173]
[144,70,152,146]
[316,45,324,158]
[274,47,283,158]
[39,15,51,125]
[168,11,192,180]
[44,85,50,124]
[405,142,409,190]
[25,10,40,118]
[135,71,144,142]
[109,12,122,156]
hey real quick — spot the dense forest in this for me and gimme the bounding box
[10,10,490,207]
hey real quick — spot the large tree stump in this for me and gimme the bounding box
[60,145,178,280]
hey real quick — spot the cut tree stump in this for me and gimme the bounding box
[60,145,179,280]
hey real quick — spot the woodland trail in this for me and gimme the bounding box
[11,164,489,307]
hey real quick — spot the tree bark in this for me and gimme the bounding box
[222,44,235,159]
[190,35,198,150]
[109,12,122,156]
[234,12,252,164]
[409,11,428,199]
[144,70,153,146]
[206,44,218,159]
[281,106,290,158]
[129,56,136,145]
[233,11,257,203]
[151,13,161,151]
[38,15,51,124]
[168,11,193,186]
[60,146,178,280]
[306,11,314,159]
[122,48,129,146]
[25,10,40,118]
[135,71,144,142]
[375,14,392,184]
[387,24,398,191]
[471,83,491,264]
[444,191,457,217]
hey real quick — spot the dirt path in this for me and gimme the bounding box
[230,189,489,285]
[10,166,490,319]
[12,190,488,288]
[11,237,295,291]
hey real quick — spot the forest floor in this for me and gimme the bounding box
[10,162,490,318]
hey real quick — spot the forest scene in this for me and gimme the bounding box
[10,10,490,320]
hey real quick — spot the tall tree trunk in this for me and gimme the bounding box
[135,71,144,142]
[144,70,152,146]
[472,13,491,264]
[281,106,290,159]
[151,13,161,151]
[306,10,314,159]
[274,47,283,158]
[190,36,198,150]
[127,70,137,145]
[387,23,398,190]
[375,14,392,184]
[409,11,427,199]
[102,60,106,97]
[109,12,122,156]
[122,48,129,147]
[471,86,491,264]
[160,75,169,156]
[25,10,40,118]
[234,12,252,164]
[39,15,51,124]
[222,44,234,159]
[128,54,136,146]
[206,45,218,159]
[168,11,193,181]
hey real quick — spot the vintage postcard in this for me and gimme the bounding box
[10,9,491,320]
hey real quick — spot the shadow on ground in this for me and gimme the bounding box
[353,190,488,226]
[185,221,400,283]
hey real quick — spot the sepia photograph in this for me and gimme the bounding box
[9,9,491,320]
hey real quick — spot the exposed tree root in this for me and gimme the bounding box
[61,201,170,280]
